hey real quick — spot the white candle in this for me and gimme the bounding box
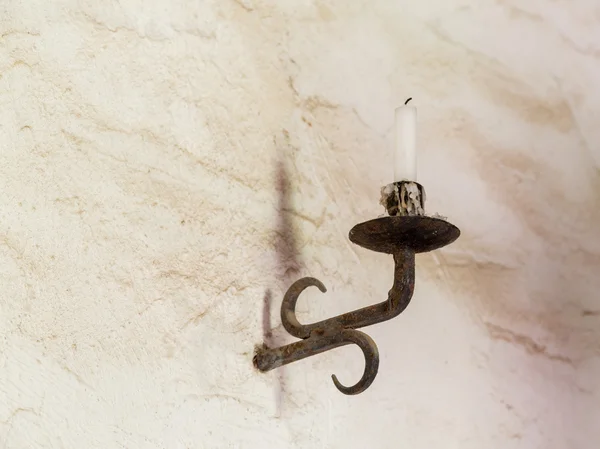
[394,99,417,182]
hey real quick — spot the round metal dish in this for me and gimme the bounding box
[349,216,460,254]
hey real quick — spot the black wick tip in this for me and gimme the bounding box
[404,97,412,105]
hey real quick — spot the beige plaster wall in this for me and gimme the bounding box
[1,0,599,447]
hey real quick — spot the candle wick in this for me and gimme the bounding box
[404,97,412,105]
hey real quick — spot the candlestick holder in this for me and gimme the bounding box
[253,181,460,395]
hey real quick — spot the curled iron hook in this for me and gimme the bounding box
[280,277,327,339]
[253,327,379,395]
[330,329,379,395]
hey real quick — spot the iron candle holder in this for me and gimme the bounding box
[253,181,460,395]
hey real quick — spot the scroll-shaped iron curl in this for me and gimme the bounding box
[254,327,379,395]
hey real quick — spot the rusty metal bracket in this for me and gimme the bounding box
[253,182,460,395]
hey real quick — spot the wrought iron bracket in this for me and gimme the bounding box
[253,183,460,395]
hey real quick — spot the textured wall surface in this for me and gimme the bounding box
[1,0,600,448]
